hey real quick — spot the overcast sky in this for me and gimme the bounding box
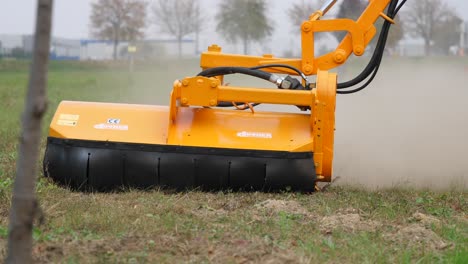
[1,0,466,54]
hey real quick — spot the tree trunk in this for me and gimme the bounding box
[424,39,431,56]
[113,25,120,60]
[243,37,248,55]
[195,29,199,55]
[113,39,118,60]
[6,0,53,263]
[178,36,183,59]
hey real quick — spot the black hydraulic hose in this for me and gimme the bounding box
[337,64,381,94]
[216,102,261,109]
[197,67,273,109]
[336,22,389,89]
[395,0,407,14]
[250,64,309,83]
[198,67,272,82]
[337,1,394,94]
[337,0,400,90]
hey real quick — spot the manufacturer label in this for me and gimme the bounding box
[94,123,129,131]
[57,120,77,127]
[59,114,79,121]
[57,114,79,126]
[236,131,272,139]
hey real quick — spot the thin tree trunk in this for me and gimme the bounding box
[243,38,248,55]
[178,36,182,59]
[6,0,53,263]
[113,39,118,60]
[113,25,120,60]
[425,39,431,56]
[195,29,199,55]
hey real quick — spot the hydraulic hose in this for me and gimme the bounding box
[198,67,273,82]
[337,0,400,92]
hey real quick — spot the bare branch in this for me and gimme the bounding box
[403,0,458,55]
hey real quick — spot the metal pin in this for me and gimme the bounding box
[319,0,338,16]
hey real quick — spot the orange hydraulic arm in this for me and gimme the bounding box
[168,0,403,183]
[200,0,395,76]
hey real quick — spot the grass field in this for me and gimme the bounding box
[0,59,467,263]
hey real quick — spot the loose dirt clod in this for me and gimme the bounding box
[411,212,441,228]
[254,199,308,216]
[319,211,381,234]
[386,224,450,250]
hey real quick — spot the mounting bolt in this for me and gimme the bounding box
[209,99,217,106]
[182,79,190,86]
[354,45,364,56]
[181,98,188,105]
[302,22,312,32]
[197,78,204,85]
[210,80,218,88]
[333,49,346,64]
[303,64,313,74]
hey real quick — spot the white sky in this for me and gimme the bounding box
[1,0,467,54]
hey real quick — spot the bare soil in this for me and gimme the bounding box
[319,208,382,234]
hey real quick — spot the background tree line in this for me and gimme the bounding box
[87,0,464,59]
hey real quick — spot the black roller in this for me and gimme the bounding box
[43,137,317,192]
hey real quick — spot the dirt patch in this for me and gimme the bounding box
[254,199,308,216]
[28,235,310,264]
[383,212,450,250]
[454,215,468,225]
[31,236,178,263]
[209,236,310,264]
[33,244,65,263]
[319,209,382,234]
[386,224,450,250]
[193,205,228,218]
[411,212,441,228]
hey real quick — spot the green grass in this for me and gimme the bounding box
[0,59,467,263]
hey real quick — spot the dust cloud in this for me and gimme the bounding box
[333,59,468,190]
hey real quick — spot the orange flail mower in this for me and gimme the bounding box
[44,0,407,191]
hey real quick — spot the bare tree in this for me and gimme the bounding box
[6,0,53,263]
[216,0,273,55]
[152,0,205,58]
[404,0,455,55]
[90,0,147,60]
[433,12,463,55]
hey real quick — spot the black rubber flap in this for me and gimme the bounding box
[43,137,316,192]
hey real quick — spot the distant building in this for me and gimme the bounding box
[80,39,195,60]
[0,34,33,56]
[0,34,196,60]
[51,37,81,60]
